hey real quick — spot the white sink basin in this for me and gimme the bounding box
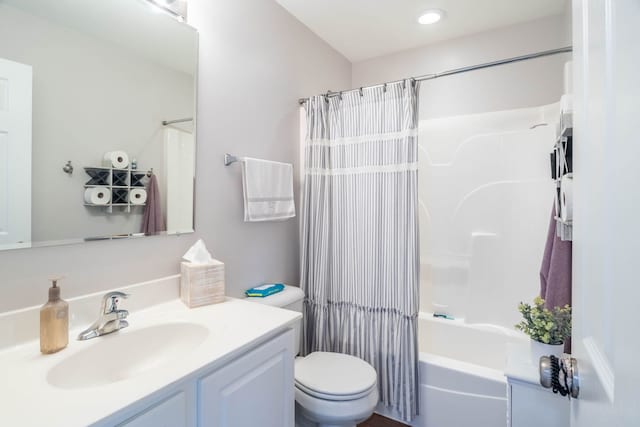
[47,322,209,389]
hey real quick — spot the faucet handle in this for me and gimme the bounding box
[101,291,130,314]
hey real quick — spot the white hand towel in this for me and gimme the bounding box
[241,157,295,222]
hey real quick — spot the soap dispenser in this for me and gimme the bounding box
[40,277,69,354]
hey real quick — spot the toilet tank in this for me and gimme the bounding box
[245,285,304,354]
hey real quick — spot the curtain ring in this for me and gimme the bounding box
[383,83,387,93]
[402,80,406,90]
[359,87,364,97]
[410,78,417,88]
[339,91,343,101]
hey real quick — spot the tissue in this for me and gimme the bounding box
[183,239,214,264]
[181,239,225,308]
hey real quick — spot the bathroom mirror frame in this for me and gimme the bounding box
[0,0,199,251]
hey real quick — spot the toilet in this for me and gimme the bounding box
[246,285,379,427]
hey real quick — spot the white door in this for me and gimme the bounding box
[571,0,640,425]
[119,392,188,427]
[198,330,294,427]
[0,58,31,250]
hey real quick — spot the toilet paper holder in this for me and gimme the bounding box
[62,160,74,175]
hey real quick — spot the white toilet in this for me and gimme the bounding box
[246,286,379,427]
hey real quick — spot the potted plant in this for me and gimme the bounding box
[515,296,571,361]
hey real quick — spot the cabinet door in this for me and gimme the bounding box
[118,391,188,427]
[508,381,570,427]
[199,330,294,427]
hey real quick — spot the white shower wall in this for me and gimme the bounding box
[419,103,558,329]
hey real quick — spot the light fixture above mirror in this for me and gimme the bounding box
[145,0,188,21]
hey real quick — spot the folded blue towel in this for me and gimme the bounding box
[245,283,285,298]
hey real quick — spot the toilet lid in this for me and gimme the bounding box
[295,352,377,401]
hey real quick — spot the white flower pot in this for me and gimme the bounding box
[529,339,564,363]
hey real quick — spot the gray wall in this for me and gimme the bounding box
[0,4,194,243]
[0,0,351,312]
[352,15,572,118]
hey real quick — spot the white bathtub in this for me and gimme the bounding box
[410,313,526,427]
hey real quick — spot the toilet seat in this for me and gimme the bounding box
[295,352,377,401]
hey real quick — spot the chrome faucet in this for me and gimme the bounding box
[77,291,130,341]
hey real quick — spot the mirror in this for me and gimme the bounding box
[0,0,197,250]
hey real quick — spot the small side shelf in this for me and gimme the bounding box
[550,101,574,242]
[83,166,149,213]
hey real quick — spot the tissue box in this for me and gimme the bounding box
[180,259,225,308]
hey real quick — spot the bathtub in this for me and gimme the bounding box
[410,313,525,427]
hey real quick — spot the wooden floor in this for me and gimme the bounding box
[358,413,410,427]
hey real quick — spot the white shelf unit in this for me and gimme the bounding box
[84,166,148,213]
[552,106,573,240]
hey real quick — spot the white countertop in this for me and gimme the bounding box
[505,341,540,385]
[0,297,301,427]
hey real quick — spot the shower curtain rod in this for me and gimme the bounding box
[297,46,572,105]
[162,117,193,126]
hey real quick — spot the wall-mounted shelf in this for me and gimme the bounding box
[550,97,574,242]
[84,166,148,213]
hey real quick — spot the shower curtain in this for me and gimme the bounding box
[301,80,420,421]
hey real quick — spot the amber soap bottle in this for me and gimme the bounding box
[40,278,69,354]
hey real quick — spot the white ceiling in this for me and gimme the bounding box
[275,0,567,62]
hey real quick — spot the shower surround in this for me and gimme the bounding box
[406,102,558,427]
[419,103,558,328]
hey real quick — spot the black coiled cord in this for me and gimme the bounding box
[550,355,570,398]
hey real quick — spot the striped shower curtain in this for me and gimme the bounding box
[301,80,420,421]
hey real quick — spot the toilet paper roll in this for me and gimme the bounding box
[129,188,147,205]
[103,151,129,169]
[560,175,573,222]
[564,61,573,95]
[84,187,111,205]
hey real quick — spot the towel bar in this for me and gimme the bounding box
[224,153,245,166]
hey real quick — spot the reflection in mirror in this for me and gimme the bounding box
[0,0,197,251]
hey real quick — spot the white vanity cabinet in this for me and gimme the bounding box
[118,390,194,427]
[505,345,570,427]
[507,378,570,427]
[109,329,294,427]
[198,328,295,426]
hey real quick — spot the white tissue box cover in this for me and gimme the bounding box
[180,260,225,308]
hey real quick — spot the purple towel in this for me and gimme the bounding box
[540,205,572,352]
[141,174,165,235]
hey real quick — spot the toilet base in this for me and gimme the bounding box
[295,406,361,427]
[294,386,378,427]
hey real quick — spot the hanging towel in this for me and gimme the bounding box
[141,174,165,234]
[540,205,572,351]
[241,157,295,221]
[540,205,572,308]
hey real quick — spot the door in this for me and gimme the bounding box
[571,0,640,425]
[118,392,188,427]
[198,330,295,427]
[0,57,31,250]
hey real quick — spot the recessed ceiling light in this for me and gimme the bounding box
[418,10,444,25]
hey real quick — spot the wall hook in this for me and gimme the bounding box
[62,160,74,175]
